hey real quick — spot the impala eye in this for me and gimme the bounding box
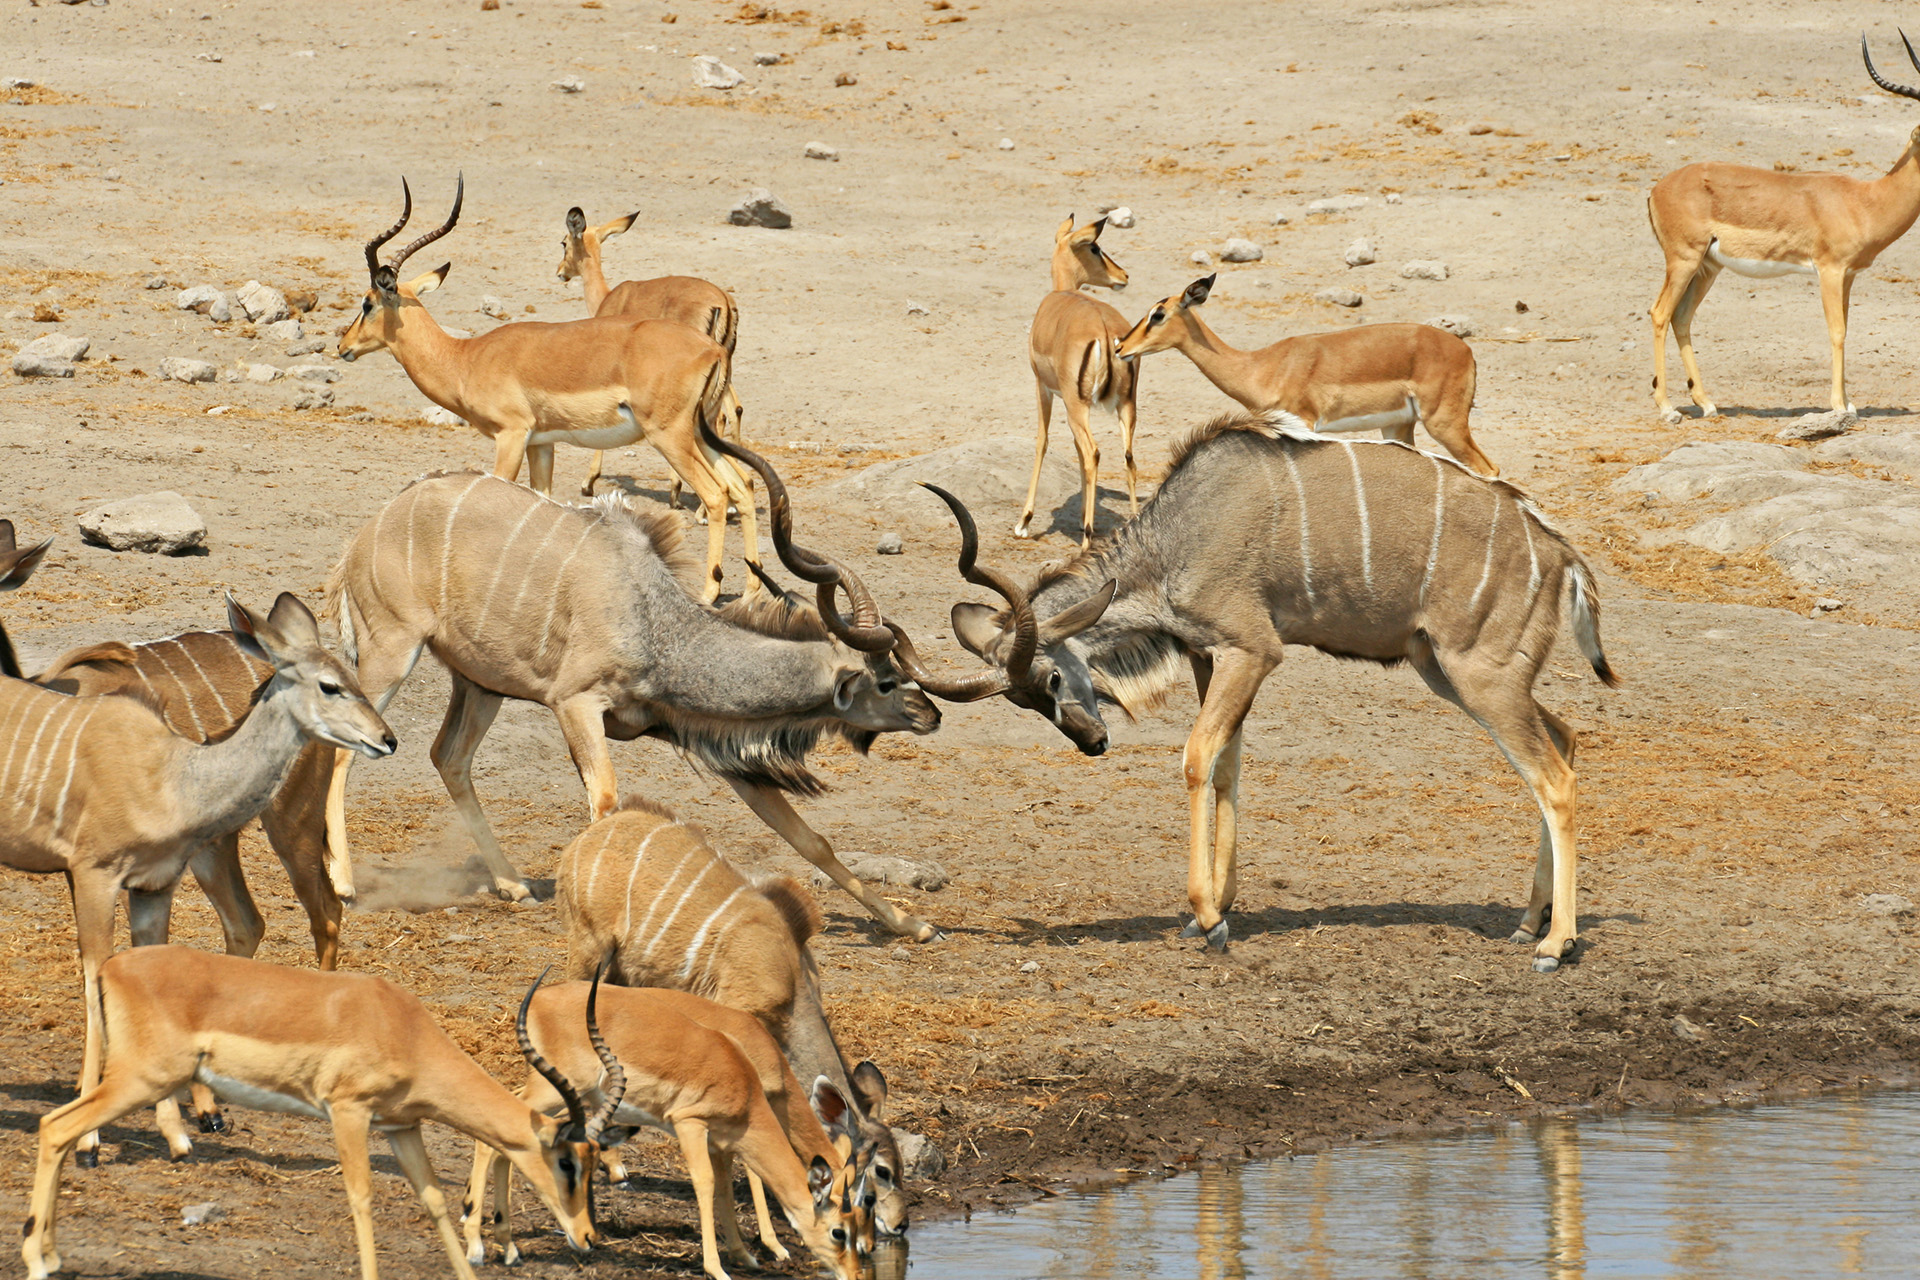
[830,1228,848,1245]
[1151,309,1165,324]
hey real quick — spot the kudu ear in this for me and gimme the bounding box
[1039,579,1117,644]
[265,591,323,649]
[599,212,639,240]
[1181,274,1217,309]
[951,602,1004,660]
[406,263,451,295]
[565,205,587,237]
[0,519,13,555]
[810,1077,854,1136]
[0,530,52,591]
[226,595,285,667]
[850,1060,889,1120]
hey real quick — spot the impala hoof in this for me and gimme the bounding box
[74,1148,98,1170]
[197,1111,227,1135]
[1532,954,1561,974]
[496,880,534,903]
[1659,408,1682,426]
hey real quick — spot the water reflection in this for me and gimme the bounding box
[908,1091,1920,1279]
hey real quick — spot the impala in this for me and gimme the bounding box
[465,974,865,1280]
[913,410,1616,972]
[23,948,625,1280]
[1116,274,1498,476]
[337,177,758,602]
[556,796,910,1235]
[557,205,746,501]
[1020,213,1141,547]
[0,593,394,1165]
[0,519,53,679]
[1649,33,1920,422]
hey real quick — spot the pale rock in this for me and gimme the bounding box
[876,531,903,554]
[1426,314,1475,338]
[1314,287,1363,308]
[1191,250,1213,267]
[144,275,169,290]
[808,854,948,892]
[753,51,781,65]
[17,333,89,363]
[1777,408,1856,442]
[1220,238,1263,263]
[838,436,1078,516]
[1019,960,1040,973]
[804,141,838,161]
[159,357,217,383]
[288,364,340,383]
[1343,237,1376,267]
[1670,1014,1708,1043]
[1386,192,1403,205]
[1813,597,1846,613]
[905,301,929,316]
[244,363,281,383]
[262,318,302,342]
[11,353,74,378]
[997,137,1015,150]
[1306,194,1371,215]
[2,78,36,91]
[1400,260,1449,281]
[1103,205,1134,228]
[551,76,585,93]
[78,491,207,554]
[292,386,334,411]
[892,1129,947,1180]
[235,280,289,323]
[481,295,510,320]
[728,188,791,228]
[692,55,744,89]
[1860,893,1914,917]
[181,1203,225,1227]
[1272,211,1291,225]
[286,338,327,357]
[175,284,222,312]
[423,405,464,426]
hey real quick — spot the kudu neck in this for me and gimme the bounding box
[639,601,845,720]
[173,675,313,842]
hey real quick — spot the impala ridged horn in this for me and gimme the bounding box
[387,173,464,273]
[1862,31,1920,101]
[920,482,1039,683]
[583,957,628,1146]
[516,967,590,1141]
[365,177,413,282]
[693,418,898,652]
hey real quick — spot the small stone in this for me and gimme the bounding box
[904,301,928,317]
[996,137,1014,150]
[692,55,745,89]
[286,338,327,357]
[889,946,911,962]
[551,76,586,93]
[1306,194,1371,215]
[17,333,89,363]
[181,1203,225,1227]
[892,1129,947,1181]
[809,854,948,892]
[222,370,242,383]
[1103,205,1134,229]
[804,141,838,161]
[1271,211,1290,225]
[1670,1014,1708,1043]
[291,386,334,411]
[1385,192,1403,205]
[423,405,464,426]
[481,295,510,320]
[145,275,168,290]
[1219,238,1263,263]
[78,491,207,554]
[158,357,218,383]
[753,51,781,65]
[1018,960,1040,973]
[728,188,792,229]
[287,364,340,383]
[244,363,281,383]
[2,78,35,91]
[1343,237,1376,267]
[1190,250,1213,267]
[1776,408,1856,442]
[11,353,74,378]
[1314,287,1364,308]
[262,318,302,342]
[1860,893,1914,917]
[1468,123,1493,136]
[876,531,903,554]
[1400,260,1449,281]
[1813,597,1846,613]
[175,284,222,312]
[235,280,289,324]
[1426,314,1476,338]
[834,72,858,87]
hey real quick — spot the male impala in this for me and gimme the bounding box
[338,177,758,601]
[0,519,53,679]
[23,949,624,1280]
[557,206,745,500]
[1649,34,1920,422]
[910,410,1616,972]
[0,593,394,1164]
[1115,274,1498,476]
[1020,213,1141,547]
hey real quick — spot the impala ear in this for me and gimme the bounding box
[565,206,587,237]
[405,263,451,295]
[951,602,1004,659]
[1068,219,1103,246]
[1054,211,1076,243]
[1181,274,1217,309]
[1038,579,1117,644]
[808,1155,835,1204]
[598,212,639,240]
[371,265,399,297]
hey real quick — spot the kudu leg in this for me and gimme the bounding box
[1178,651,1276,950]
[259,742,345,968]
[433,672,528,901]
[727,779,939,942]
[1014,384,1053,539]
[67,872,118,1168]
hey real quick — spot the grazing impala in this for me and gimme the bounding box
[1020,213,1141,547]
[556,797,911,1236]
[0,519,53,679]
[337,177,758,601]
[1115,274,1498,476]
[465,974,865,1280]
[321,466,949,942]
[557,206,746,501]
[23,949,624,1280]
[913,411,1616,972]
[1649,34,1920,422]
[0,593,395,1165]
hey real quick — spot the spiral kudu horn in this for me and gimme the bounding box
[1863,30,1920,101]
[582,958,628,1145]
[517,967,590,1140]
[364,177,414,281]
[920,482,1039,683]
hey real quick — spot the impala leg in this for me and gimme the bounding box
[673,1118,734,1280]
[330,1105,383,1280]
[1178,651,1276,949]
[386,1126,481,1280]
[1650,252,1705,421]
[1014,384,1053,538]
[1118,378,1141,517]
[652,434,734,603]
[260,743,344,968]
[1424,382,1499,478]
[710,1144,754,1268]
[432,671,528,900]
[1820,266,1856,414]
[1062,396,1102,548]
[714,452,762,595]
[582,449,607,497]
[460,1138,492,1264]
[491,423,533,488]
[747,1170,790,1262]
[727,779,939,941]
[126,883,212,1156]
[1670,261,1721,417]
[66,873,118,1168]
[25,1067,180,1280]
[552,693,621,821]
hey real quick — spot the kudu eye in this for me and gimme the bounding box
[1048,671,1064,695]
[876,676,898,695]
[319,679,343,696]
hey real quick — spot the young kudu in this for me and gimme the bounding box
[337,178,757,602]
[557,206,746,501]
[321,467,948,941]
[1021,213,1141,547]
[555,798,910,1235]
[918,411,1617,972]
[464,975,865,1280]
[0,594,395,1165]
[0,519,54,680]
[1116,275,1498,476]
[1649,34,1920,421]
[24,949,623,1280]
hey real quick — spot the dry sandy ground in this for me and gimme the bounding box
[2,1,1918,1276]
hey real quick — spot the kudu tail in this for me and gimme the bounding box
[323,559,358,666]
[1568,561,1618,688]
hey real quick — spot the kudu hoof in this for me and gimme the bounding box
[496,879,534,903]
[1532,954,1561,974]
[74,1148,99,1170]
[1507,927,1541,945]
[1179,918,1230,951]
